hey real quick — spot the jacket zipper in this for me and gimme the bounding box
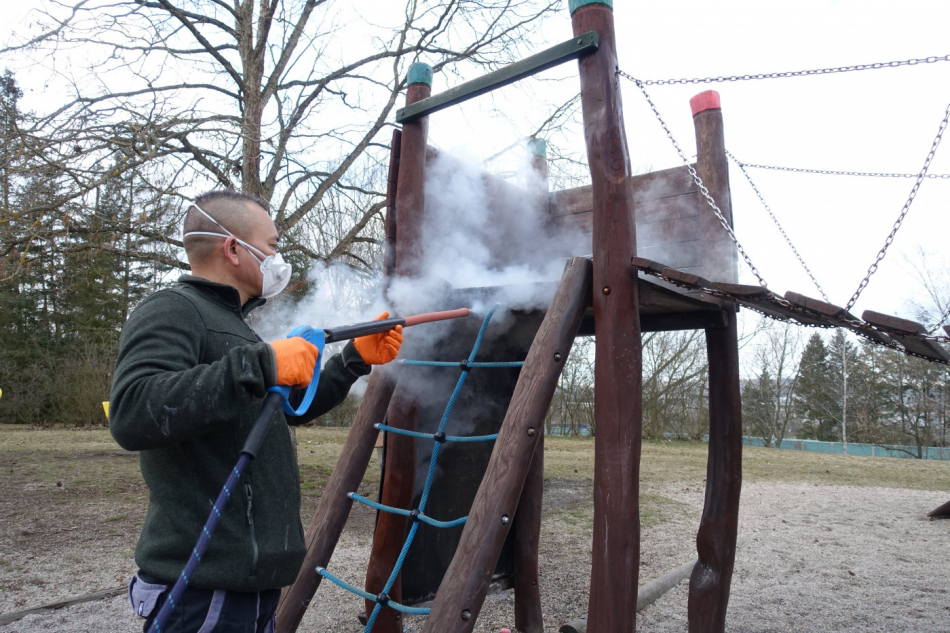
[245,480,259,578]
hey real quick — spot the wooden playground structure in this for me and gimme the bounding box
[271,2,950,632]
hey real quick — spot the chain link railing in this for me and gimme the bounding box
[735,161,950,180]
[844,100,950,310]
[628,54,950,86]
[618,69,770,288]
[725,150,831,302]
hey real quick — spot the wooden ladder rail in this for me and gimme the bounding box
[421,256,593,632]
[275,369,398,633]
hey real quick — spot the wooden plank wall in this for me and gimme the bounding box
[550,165,711,273]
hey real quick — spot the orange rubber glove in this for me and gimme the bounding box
[271,337,320,387]
[353,311,404,365]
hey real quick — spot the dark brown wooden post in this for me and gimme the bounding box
[362,62,433,633]
[688,90,742,633]
[383,128,402,292]
[512,138,548,633]
[572,2,644,631]
[393,63,432,279]
[421,257,593,633]
[275,370,398,633]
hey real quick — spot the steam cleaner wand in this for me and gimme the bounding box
[147,307,471,633]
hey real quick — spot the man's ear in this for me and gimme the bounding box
[222,236,242,267]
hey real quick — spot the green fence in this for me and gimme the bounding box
[742,437,950,460]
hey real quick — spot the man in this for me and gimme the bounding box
[110,190,402,632]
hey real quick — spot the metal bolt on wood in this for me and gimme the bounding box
[602,286,611,295]
[461,610,472,621]
[553,352,562,362]
[501,515,511,525]
[527,427,536,437]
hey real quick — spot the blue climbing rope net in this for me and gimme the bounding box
[316,303,524,631]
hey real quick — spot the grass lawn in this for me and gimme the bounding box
[0,424,947,608]
[2,425,946,516]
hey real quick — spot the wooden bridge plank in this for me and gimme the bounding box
[709,281,770,300]
[891,335,950,363]
[861,310,928,335]
[783,291,850,318]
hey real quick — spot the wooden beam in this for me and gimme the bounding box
[383,128,402,290]
[512,138,549,633]
[570,3,645,632]
[362,63,434,633]
[421,257,593,632]
[275,369,397,633]
[396,32,599,123]
[363,388,419,631]
[928,498,950,519]
[393,64,432,279]
[513,439,544,633]
[0,586,126,626]
[688,90,741,633]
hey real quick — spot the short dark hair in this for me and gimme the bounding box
[194,190,270,214]
[182,190,272,265]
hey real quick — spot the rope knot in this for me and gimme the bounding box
[410,509,420,521]
[376,592,390,606]
[433,431,446,443]
[459,359,471,371]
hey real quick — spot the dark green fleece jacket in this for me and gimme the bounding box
[110,275,370,592]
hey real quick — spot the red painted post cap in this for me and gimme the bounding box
[690,90,721,116]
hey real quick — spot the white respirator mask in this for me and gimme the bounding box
[184,203,292,299]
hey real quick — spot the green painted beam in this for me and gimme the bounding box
[395,31,599,124]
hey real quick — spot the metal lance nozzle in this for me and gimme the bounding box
[322,308,472,343]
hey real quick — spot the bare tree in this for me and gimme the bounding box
[743,319,803,448]
[2,0,560,275]
[641,330,708,440]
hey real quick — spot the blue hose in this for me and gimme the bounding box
[148,391,283,633]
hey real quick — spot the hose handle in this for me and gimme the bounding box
[266,325,325,417]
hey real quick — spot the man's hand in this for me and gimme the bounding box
[271,337,320,387]
[354,312,404,365]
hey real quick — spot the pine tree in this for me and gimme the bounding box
[743,367,779,446]
[795,333,837,440]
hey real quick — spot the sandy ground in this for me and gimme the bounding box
[2,479,947,632]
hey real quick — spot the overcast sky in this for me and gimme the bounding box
[3,0,949,326]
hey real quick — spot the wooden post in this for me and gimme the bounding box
[691,90,737,284]
[421,257,593,633]
[383,128,402,292]
[572,2,644,631]
[512,138,548,633]
[688,90,742,633]
[363,388,419,631]
[363,62,433,633]
[393,63,432,279]
[275,369,398,633]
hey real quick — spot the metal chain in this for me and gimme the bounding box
[845,99,950,311]
[928,302,950,335]
[624,54,950,86]
[726,150,831,303]
[635,263,950,365]
[621,71,769,288]
[736,161,950,180]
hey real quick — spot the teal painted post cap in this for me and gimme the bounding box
[569,0,612,14]
[406,62,433,86]
[527,138,547,157]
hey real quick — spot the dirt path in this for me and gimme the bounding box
[3,478,948,632]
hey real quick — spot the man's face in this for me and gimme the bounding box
[232,203,280,297]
